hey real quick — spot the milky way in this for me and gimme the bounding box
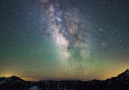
[41,0,94,74]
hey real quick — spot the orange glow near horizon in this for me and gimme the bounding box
[0,60,129,81]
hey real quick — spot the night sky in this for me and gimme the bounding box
[0,0,129,81]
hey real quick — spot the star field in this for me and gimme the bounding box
[0,0,129,81]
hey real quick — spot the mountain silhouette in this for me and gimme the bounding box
[0,69,129,90]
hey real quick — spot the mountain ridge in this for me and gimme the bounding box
[0,69,129,90]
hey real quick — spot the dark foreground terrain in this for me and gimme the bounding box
[1,69,129,90]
